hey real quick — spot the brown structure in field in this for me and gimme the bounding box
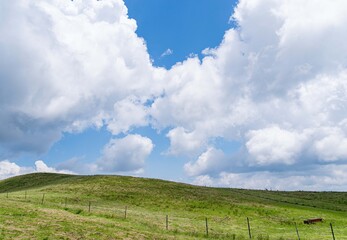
[304,218,323,224]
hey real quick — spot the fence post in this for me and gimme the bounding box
[65,197,67,207]
[6,192,8,198]
[330,223,336,240]
[205,217,209,237]
[295,222,300,240]
[25,191,27,200]
[166,215,169,230]
[124,206,127,219]
[41,193,45,204]
[88,201,91,213]
[247,217,252,239]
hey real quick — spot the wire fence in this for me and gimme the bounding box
[1,191,345,240]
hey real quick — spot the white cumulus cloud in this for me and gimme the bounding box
[0,159,73,180]
[214,163,347,191]
[35,160,74,174]
[246,126,306,166]
[313,129,347,162]
[166,127,207,156]
[0,0,163,155]
[0,160,29,179]
[184,147,227,177]
[96,134,154,173]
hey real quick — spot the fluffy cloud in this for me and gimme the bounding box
[96,134,153,173]
[197,163,347,191]
[106,96,149,135]
[151,0,347,189]
[0,0,163,155]
[0,160,72,180]
[245,126,306,166]
[0,160,29,179]
[313,128,347,162]
[192,175,214,187]
[166,127,207,156]
[35,160,74,174]
[184,147,227,176]
[152,0,347,163]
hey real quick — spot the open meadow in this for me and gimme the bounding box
[0,173,346,239]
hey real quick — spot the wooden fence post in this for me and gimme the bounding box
[6,192,8,198]
[88,201,91,213]
[41,193,45,204]
[295,222,300,240]
[65,197,67,207]
[25,191,27,200]
[124,206,127,219]
[330,223,336,240]
[205,217,209,237]
[247,217,252,239]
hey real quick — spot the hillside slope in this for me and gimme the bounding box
[0,173,346,239]
[1,173,346,212]
[0,173,77,192]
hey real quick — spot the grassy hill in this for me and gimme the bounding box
[0,173,346,239]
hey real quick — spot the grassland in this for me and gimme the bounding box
[0,173,346,239]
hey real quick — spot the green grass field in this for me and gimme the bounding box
[0,173,346,239]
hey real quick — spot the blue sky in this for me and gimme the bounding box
[124,0,237,68]
[1,0,347,190]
